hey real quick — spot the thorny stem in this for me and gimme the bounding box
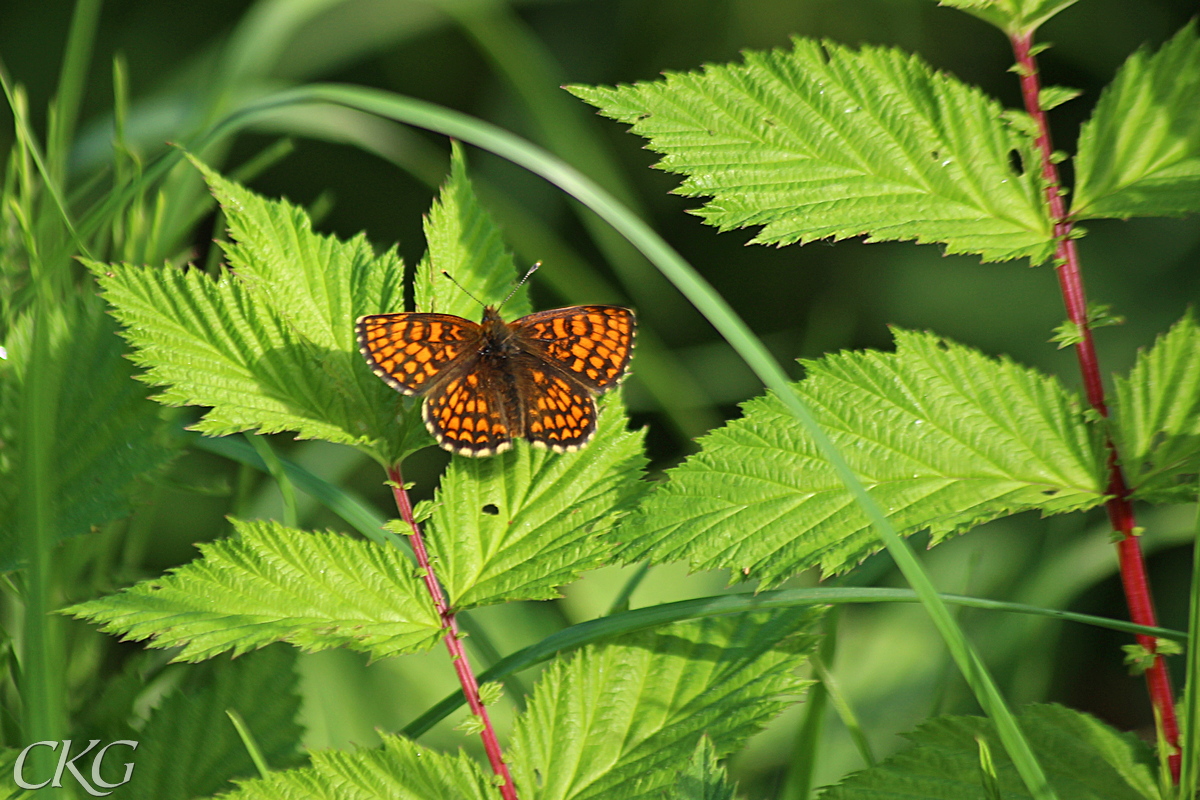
[387,465,518,799]
[1011,32,1181,781]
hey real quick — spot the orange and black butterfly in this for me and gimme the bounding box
[356,301,635,456]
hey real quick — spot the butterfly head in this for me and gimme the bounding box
[479,305,513,342]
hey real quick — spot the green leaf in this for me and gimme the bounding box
[1038,86,1082,111]
[819,704,1158,800]
[570,38,1054,263]
[91,259,378,443]
[220,734,495,800]
[0,297,176,570]
[427,395,648,609]
[1121,643,1157,675]
[508,607,821,800]
[90,157,423,465]
[194,155,404,357]
[414,141,531,320]
[668,738,738,800]
[937,0,1080,35]
[620,329,1106,586]
[1113,313,1200,502]
[1072,22,1200,220]
[114,646,304,800]
[1049,319,1085,349]
[1050,305,1124,349]
[65,518,443,662]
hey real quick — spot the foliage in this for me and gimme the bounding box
[109,646,305,799]
[425,393,648,608]
[569,39,1054,263]
[416,141,532,321]
[667,739,739,800]
[0,296,177,570]
[619,328,1107,585]
[1113,314,1200,502]
[936,0,1081,35]
[219,734,496,800]
[87,155,420,466]
[507,608,819,799]
[819,705,1158,800]
[220,611,818,800]
[1072,22,1200,220]
[65,518,445,661]
[2,1,1198,799]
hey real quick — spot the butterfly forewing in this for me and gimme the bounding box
[513,306,636,391]
[356,313,483,395]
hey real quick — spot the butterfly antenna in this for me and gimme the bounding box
[440,271,486,307]
[499,262,540,311]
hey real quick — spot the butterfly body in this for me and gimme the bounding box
[357,305,635,456]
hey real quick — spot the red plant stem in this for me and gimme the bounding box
[386,465,518,799]
[1011,32,1181,780]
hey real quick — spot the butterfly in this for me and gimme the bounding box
[356,304,636,456]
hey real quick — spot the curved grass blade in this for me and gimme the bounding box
[403,586,1184,738]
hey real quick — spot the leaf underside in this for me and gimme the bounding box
[937,0,1080,35]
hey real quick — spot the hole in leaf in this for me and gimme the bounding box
[1008,149,1025,175]
[481,504,499,516]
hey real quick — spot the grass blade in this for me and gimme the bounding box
[811,655,876,767]
[244,434,299,529]
[187,433,404,551]
[226,709,271,780]
[402,585,1184,738]
[780,611,836,800]
[47,0,103,180]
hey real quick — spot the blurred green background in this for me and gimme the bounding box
[2,0,1197,794]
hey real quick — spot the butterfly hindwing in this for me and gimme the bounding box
[513,360,598,453]
[422,369,514,456]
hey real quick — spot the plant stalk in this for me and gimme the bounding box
[386,465,517,800]
[1011,30,1181,781]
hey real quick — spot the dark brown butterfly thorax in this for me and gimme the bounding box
[479,306,521,357]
